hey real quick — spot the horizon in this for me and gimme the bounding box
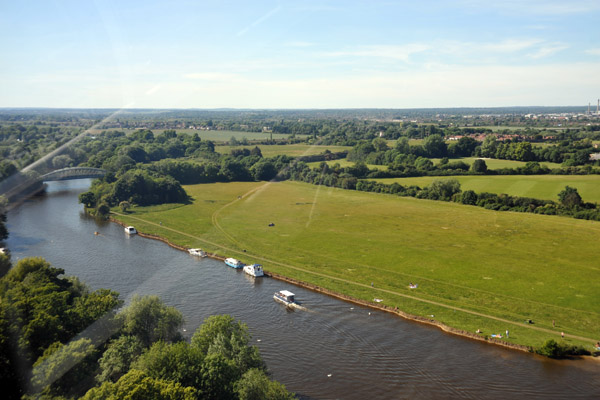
[2,0,600,109]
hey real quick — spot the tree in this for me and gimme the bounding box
[414,157,433,171]
[97,335,145,383]
[250,146,262,157]
[480,135,497,158]
[395,137,410,154]
[371,137,388,152]
[51,154,73,169]
[191,315,264,374]
[230,136,239,146]
[81,369,198,400]
[235,369,295,400]
[79,192,97,208]
[29,337,97,395]
[251,161,278,181]
[133,341,204,391]
[119,201,131,212]
[200,353,238,400]
[119,295,184,347]
[513,142,534,161]
[558,186,582,208]
[461,190,478,205]
[423,134,447,158]
[470,159,487,173]
[427,179,461,201]
[97,203,110,217]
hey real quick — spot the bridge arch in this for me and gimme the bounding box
[40,167,107,182]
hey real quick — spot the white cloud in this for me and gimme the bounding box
[585,48,600,56]
[325,44,431,62]
[460,0,600,15]
[183,72,242,81]
[118,62,600,109]
[286,41,316,48]
[528,43,568,59]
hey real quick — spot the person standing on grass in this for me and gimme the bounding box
[506,329,509,338]
[561,332,564,338]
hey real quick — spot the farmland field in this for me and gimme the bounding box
[87,128,304,142]
[431,157,562,169]
[372,175,600,203]
[216,144,352,157]
[306,159,388,170]
[114,181,600,349]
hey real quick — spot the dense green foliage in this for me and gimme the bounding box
[0,258,121,398]
[0,255,293,399]
[535,339,590,358]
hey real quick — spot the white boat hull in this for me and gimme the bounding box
[244,264,264,277]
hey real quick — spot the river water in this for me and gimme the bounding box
[6,180,600,399]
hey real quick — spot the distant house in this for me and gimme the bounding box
[589,153,600,161]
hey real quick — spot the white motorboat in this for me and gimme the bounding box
[124,226,137,234]
[273,290,295,306]
[188,248,207,257]
[243,264,264,277]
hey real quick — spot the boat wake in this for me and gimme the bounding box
[289,303,311,312]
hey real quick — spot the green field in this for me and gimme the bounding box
[114,181,600,350]
[372,175,600,203]
[306,159,388,171]
[431,157,562,169]
[216,144,352,158]
[88,128,303,142]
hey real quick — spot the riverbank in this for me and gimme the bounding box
[105,180,599,354]
[109,215,534,355]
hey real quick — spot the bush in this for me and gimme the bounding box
[535,339,590,358]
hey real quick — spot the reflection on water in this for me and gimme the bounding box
[6,180,600,399]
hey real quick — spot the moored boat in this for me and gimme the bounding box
[224,257,244,269]
[188,248,207,257]
[124,226,137,234]
[273,290,295,306]
[243,263,264,277]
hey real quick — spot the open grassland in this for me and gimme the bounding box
[306,159,388,170]
[88,128,303,142]
[216,144,352,157]
[114,181,600,350]
[432,157,562,169]
[372,175,600,203]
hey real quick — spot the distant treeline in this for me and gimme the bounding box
[286,161,600,221]
[348,135,598,168]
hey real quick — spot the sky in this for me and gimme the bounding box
[1,0,600,109]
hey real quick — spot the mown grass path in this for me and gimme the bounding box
[113,182,598,344]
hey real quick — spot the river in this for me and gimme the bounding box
[6,179,600,399]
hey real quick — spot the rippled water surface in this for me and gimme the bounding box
[7,180,600,399]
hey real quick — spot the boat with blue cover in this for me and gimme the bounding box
[224,257,244,269]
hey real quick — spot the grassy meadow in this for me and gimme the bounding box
[114,181,600,350]
[88,128,303,142]
[372,175,600,203]
[431,157,562,169]
[306,159,388,170]
[215,144,352,157]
